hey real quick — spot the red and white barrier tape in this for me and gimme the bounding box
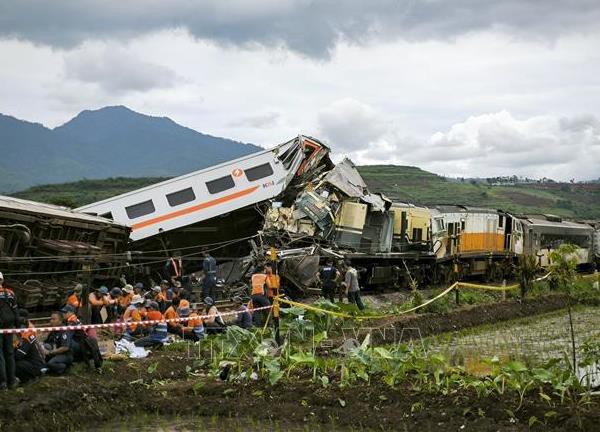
[0,305,272,335]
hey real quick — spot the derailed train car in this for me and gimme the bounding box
[261,158,598,290]
[70,132,599,292]
[0,196,130,309]
[77,135,333,281]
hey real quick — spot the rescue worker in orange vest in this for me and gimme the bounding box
[135,302,168,348]
[163,298,181,334]
[89,287,107,324]
[123,295,144,340]
[62,304,101,369]
[250,265,271,326]
[0,272,19,389]
[118,285,134,316]
[179,300,204,340]
[265,264,281,302]
[15,315,45,384]
[65,283,83,312]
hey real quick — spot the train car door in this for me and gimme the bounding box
[504,215,512,250]
[512,220,523,255]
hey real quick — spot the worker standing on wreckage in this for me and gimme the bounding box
[202,250,218,300]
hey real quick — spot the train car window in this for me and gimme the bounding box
[206,175,235,194]
[166,187,196,207]
[499,216,504,228]
[412,228,423,241]
[245,163,274,182]
[99,212,113,220]
[460,220,465,231]
[125,200,155,219]
[435,218,444,231]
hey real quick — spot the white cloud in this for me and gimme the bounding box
[1,21,600,181]
[64,44,180,92]
[327,108,600,180]
[317,98,387,153]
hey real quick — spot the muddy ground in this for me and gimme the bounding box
[0,295,597,431]
[0,351,598,432]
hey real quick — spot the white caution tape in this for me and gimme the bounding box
[0,305,272,335]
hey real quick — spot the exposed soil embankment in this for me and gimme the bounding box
[364,295,572,344]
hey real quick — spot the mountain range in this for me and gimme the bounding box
[0,106,260,193]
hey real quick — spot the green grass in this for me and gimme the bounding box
[11,176,168,207]
[8,165,600,219]
[358,165,600,219]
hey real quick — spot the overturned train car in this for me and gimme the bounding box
[76,135,333,282]
[0,196,130,309]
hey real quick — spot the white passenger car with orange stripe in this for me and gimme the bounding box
[77,135,329,242]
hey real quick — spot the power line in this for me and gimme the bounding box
[0,234,260,263]
[2,235,258,277]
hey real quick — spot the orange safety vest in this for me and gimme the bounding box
[164,306,179,328]
[22,321,36,340]
[145,310,163,323]
[251,273,270,296]
[119,293,132,308]
[127,308,142,332]
[88,293,104,307]
[185,312,203,331]
[67,294,80,309]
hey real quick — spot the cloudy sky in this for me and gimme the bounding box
[1,1,599,180]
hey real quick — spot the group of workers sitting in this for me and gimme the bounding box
[0,261,278,390]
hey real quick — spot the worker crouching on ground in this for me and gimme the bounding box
[317,259,340,303]
[134,302,168,348]
[180,300,205,341]
[250,265,271,326]
[0,272,19,390]
[63,305,102,370]
[15,315,46,384]
[164,297,181,334]
[106,287,122,322]
[43,311,73,374]
[233,296,253,329]
[119,285,134,316]
[65,283,82,312]
[203,297,226,334]
[123,295,144,340]
[343,260,365,311]
[89,287,107,324]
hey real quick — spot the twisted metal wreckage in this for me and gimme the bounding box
[1,135,599,308]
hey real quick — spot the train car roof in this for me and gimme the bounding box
[0,195,127,227]
[519,214,593,231]
[76,134,329,211]
[434,204,499,214]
